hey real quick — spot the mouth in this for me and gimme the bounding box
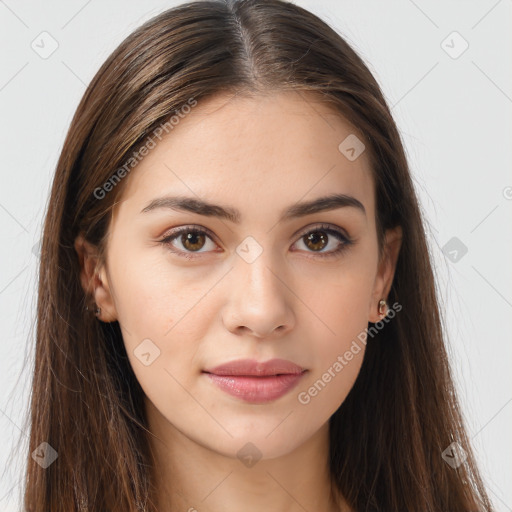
[202,358,308,403]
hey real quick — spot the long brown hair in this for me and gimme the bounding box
[20,0,493,510]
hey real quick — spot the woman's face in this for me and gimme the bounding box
[88,91,400,459]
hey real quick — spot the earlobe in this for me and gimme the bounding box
[74,233,118,322]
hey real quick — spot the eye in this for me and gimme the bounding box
[160,226,218,260]
[291,223,352,259]
[159,223,353,260]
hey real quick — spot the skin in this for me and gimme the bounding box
[75,90,402,512]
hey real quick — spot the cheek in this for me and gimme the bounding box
[111,254,208,417]
[296,283,368,415]
[109,246,205,335]
[300,255,376,339]
[303,290,367,398]
[294,254,375,404]
[108,246,216,385]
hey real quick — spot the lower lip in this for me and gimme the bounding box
[204,372,306,403]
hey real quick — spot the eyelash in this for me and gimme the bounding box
[159,223,353,261]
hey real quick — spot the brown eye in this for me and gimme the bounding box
[160,226,218,259]
[292,224,352,259]
[303,231,329,252]
[181,231,207,251]
[160,223,352,261]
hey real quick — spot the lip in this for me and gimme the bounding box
[204,358,305,376]
[202,358,307,403]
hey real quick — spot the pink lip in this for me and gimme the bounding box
[203,358,307,403]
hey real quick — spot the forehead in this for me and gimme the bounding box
[116,90,375,223]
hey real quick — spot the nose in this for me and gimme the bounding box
[222,251,295,339]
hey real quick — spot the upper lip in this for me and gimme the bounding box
[203,358,306,376]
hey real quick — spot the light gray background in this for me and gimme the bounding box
[1,1,511,510]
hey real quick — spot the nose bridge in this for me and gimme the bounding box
[223,235,294,336]
[235,236,285,302]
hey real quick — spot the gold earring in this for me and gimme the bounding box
[378,299,387,317]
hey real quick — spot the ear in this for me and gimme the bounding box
[74,233,118,322]
[368,225,402,323]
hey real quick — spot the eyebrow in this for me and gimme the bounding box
[140,193,366,223]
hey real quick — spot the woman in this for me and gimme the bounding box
[23,0,493,510]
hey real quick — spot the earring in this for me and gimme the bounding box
[378,299,387,318]
[85,303,101,319]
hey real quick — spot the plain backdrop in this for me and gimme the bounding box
[0,1,511,510]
